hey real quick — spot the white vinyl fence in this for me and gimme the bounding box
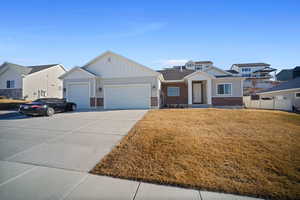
[243,96,292,111]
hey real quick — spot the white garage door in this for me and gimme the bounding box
[68,83,90,108]
[104,84,150,109]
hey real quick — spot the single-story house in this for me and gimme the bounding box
[59,51,244,109]
[0,62,66,100]
[258,77,300,111]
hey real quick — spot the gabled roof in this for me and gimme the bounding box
[232,63,271,67]
[193,61,213,64]
[0,62,31,75]
[82,50,161,77]
[0,62,63,76]
[276,69,293,76]
[226,69,239,74]
[27,64,60,74]
[206,66,234,76]
[157,69,195,80]
[158,66,242,81]
[253,67,276,73]
[184,70,216,79]
[59,67,98,79]
[258,77,300,94]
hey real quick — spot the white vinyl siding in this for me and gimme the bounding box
[167,87,180,97]
[212,79,242,97]
[84,52,158,78]
[23,65,65,100]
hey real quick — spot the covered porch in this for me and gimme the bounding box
[186,72,213,106]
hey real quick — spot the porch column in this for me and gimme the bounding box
[188,79,193,105]
[207,79,212,104]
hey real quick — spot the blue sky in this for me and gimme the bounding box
[1,0,299,71]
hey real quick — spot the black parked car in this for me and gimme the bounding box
[19,98,76,116]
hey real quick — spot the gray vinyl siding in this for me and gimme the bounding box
[212,78,243,97]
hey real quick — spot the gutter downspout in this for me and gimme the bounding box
[94,78,97,108]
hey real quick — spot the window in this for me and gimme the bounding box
[217,83,232,95]
[167,87,180,96]
[41,90,46,97]
[242,74,251,77]
[276,95,285,100]
[6,80,15,88]
[295,92,300,98]
[242,68,251,72]
[195,66,202,71]
[38,90,46,97]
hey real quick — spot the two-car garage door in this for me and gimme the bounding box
[67,83,151,109]
[104,84,150,109]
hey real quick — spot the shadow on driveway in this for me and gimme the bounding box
[0,111,31,120]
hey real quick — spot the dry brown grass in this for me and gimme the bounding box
[0,99,29,103]
[91,109,300,200]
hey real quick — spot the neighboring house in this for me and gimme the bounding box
[0,62,66,100]
[230,63,277,95]
[179,60,214,71]
[276,66,300,81]
[59,51,244,109]
[258,77,300,111]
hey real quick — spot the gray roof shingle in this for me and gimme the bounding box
[226,69,239,74]
[259,77,300,93]
[0,62,59,75]
[27,64,59,74]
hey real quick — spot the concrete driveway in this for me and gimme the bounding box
[0,110,146,171]
[0,110,263,200]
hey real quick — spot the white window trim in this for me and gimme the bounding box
[216,83,232,96]
[167,87,180,97]
[295,92,300,99]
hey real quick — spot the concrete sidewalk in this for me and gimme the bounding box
[0,161,262,200]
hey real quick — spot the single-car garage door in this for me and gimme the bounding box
[68,83,90,108]
[104,84,150,109]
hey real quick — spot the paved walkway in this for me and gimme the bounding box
[0,110,263,200]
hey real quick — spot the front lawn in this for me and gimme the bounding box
[91,109,300,200]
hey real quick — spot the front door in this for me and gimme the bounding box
[193,83,202,103]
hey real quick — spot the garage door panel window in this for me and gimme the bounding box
[295,92,300,98]
[167,87,180,97]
